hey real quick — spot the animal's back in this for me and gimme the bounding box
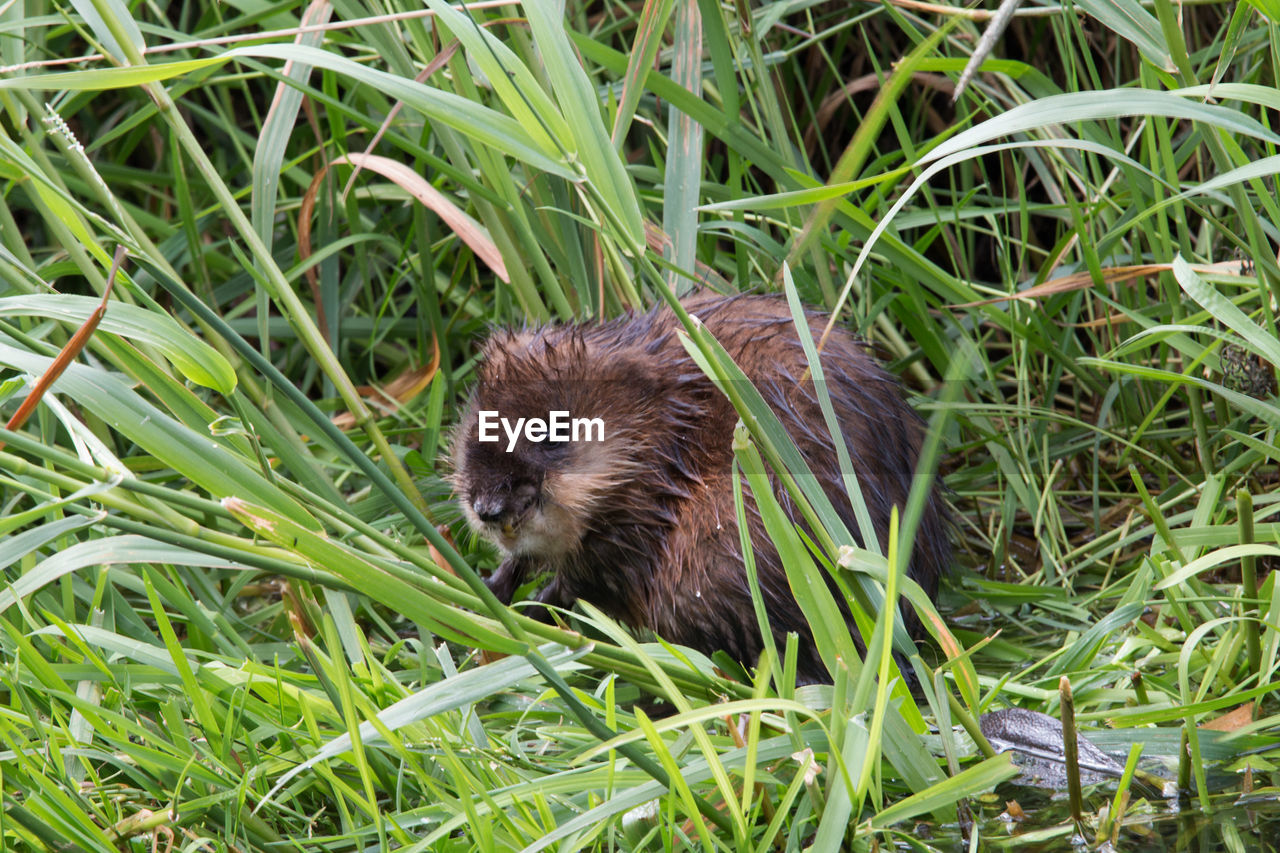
[621,295,946,676]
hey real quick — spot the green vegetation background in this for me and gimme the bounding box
[1,0,1279,849]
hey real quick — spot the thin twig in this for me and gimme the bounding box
[0,1,510,74]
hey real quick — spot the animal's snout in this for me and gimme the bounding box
[472,495,509,523]
[472,483,538,525]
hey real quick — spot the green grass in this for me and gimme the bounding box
[1,0,1279,849]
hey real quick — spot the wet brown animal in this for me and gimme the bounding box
[450,293,948,683]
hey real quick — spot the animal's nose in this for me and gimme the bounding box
[472,495,508,523]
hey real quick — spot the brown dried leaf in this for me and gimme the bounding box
[335,153,508,283]
[1200,702,1254,732]
[330,335,440,431]
[952,261,1250,309]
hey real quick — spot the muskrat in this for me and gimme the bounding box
[449,293,949,684]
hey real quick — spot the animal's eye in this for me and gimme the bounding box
[540,440,571,460]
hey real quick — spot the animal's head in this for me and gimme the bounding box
[449,327,651,560]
